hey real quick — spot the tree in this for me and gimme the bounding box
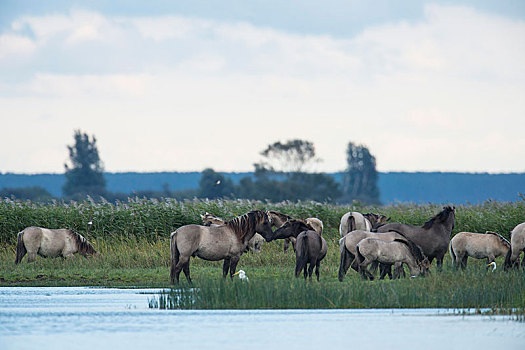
[198,168,235,199]
[341,142,380,204]
[0,186,53,202]
[63,130,106,198]
[257,139,320,173]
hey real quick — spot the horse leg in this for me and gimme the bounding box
[27,252,37,263]
[307,259,315,281]
[171,255,189,284]
[222,258,231,279]
[461,255,468,270]
[379,263,391,280]
[315,260,320,282]
[283,238,290,253]
[369,261,379,275]
[436,256,444,272]
[521,250,525,268]
[359,259,375,281]
[338,248,354,282]
[182,261,192,285]
[229,257,240,279]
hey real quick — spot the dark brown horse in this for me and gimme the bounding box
[170,210,273,284]
[295,230,327,281]
[270,219,326,280]
[377,206,456,270]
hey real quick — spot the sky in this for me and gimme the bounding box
[1,1,525,174]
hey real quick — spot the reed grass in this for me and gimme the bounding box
[1,198,524,309]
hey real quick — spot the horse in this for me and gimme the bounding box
[355,237,430,280]
[504,222,525,270]
[267,211,323,252]
[339,212,390,237]
[295,230,327,281]
[170,210,273,284]
[15,226,97,264]
[270,219,316,241]
[338,230,406,281]
[267,210,295,252]
[200,212,265,253]
[449,231,510,270]
[377,206,456,270]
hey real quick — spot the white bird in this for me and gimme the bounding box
[487,261,497,272]
[233,269,249,282]
[215,180,221,185]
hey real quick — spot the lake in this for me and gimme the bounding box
[0,287,523,350]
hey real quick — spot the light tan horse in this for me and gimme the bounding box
[339,212,389,237]
[505,222,525,270]
[200,212,265,253]
[170,210,273,284]
[356,238,430,280]
[338,230,407,281]
[15,226,97,264]
[449,231,510,270]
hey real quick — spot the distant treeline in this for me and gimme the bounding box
[1,171,524,204]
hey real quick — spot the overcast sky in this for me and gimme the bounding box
[1,1,524,174]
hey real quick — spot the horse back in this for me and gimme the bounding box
[174,224,240,260]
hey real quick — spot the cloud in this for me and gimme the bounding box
[0,5,524,173]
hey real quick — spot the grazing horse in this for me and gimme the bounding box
[377,206,456,270]
[15,227,97,264]
[504,222,525,270]
[200,212,265,253]
[170,210,273,284]
[339,212,389,237]
[295,230,327,281]
[356,238,430,280]
[449,231,510,270]
[338,230,406,281]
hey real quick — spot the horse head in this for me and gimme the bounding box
[272,219,313,241]
[253,210,274,242]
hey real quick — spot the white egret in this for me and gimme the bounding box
[233,269,249,282]
[487,261,497,272]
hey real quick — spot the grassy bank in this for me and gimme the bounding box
[1,199,524,309]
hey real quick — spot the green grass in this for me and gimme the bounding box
[1,199,524,309]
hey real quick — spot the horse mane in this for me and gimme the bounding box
[393,238,426,263]
[484,231,511,247]
[422,206,455,229]
[69,230,96,255]
[226,210,267,241]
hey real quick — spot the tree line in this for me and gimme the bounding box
[1,131,381,204]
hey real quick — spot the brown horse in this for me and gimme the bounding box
[201,212,265,253]
[449,231,510,270]
[338,230,406,281]
[356,237,430,280]
[170,210,273,284]
[269,219,326,280]
[504,222,525,270]
[295,230,327,281]
[15,226,97,264]
[267,211,323,251]
[377,206,456,270]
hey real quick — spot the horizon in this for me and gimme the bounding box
[1,1,525,174]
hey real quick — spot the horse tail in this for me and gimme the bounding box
[338,239,351,282]
[449,242,457,268]
[15,230,26,264]
[504,246,513,271]
[295,233,309,277]
[170,230,180,284]
[347,215,356,232]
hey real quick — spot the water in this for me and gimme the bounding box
[0,287,523,350]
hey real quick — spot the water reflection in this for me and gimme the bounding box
[0,287,523,350]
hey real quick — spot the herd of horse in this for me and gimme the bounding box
[13,207,525,285]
